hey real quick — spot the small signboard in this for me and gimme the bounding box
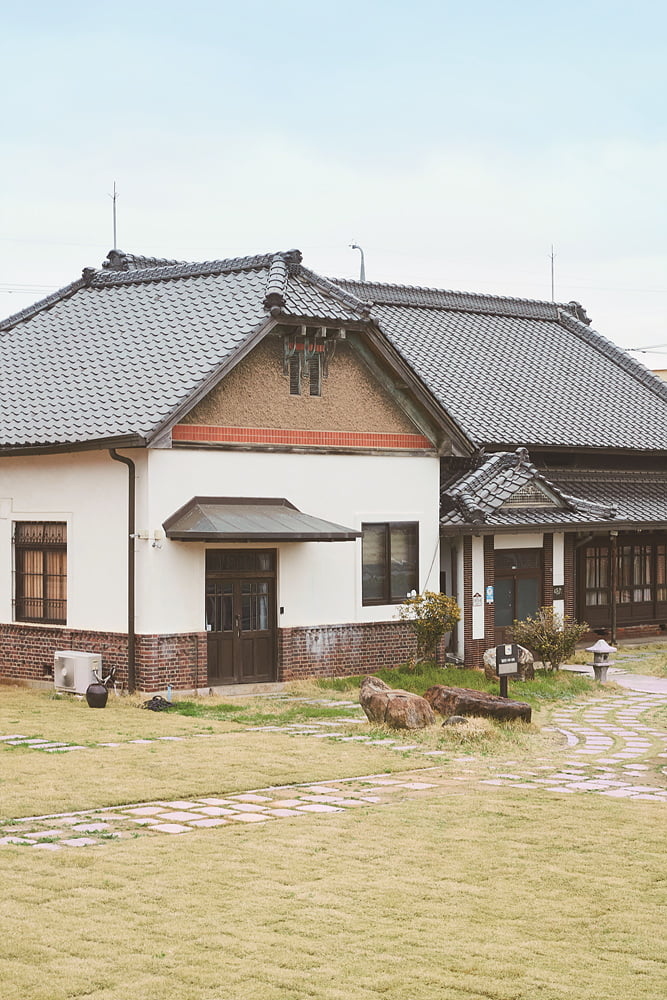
[553,585,564,600]
[496,643,519,676]
[472,592,483,607]
[485,585,494,604]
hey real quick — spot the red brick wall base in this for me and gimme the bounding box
[0,621,425,690]
[0,624,207,693]
[277,621,420,681]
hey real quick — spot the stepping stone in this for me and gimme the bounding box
[0,836,33,845]
[296,804,343,813]
[148,824,193,833]
[0,734,27,741]
[61,837,99,846]
[197,806,237,816]
[230,803,268,812]
[266,808,304,817]
[157,736,183,741]
[125,807,164,816]
[158,801,200,810]
[271,799,306,808]
[98,742,121,747]
[401,782,437,790]
[157,811,207,822]
[232,794,272,803]
[198,798,234,806]
[25,830,63,840]
[129,739,154,744]
[72,823,110,833]
[231,813,271,822]
[33,843,61,851]
[189,818,229,827]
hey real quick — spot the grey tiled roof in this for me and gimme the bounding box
[0,250,364,449]
[3,249,667,453]
[549,469,667,526]
[440,450,621,530]
[334,279,667,451]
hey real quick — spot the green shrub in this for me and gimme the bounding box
[509,606,588,671]
[397,590,461,663]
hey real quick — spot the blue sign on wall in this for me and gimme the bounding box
[486,585,494,603]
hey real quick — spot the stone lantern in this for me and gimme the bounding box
[586,638,616,683]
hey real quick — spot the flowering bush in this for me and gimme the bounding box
[509,606,588,671]
[398,590,461,663]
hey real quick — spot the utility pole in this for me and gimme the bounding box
[549,244,556,301]
[350,243,366,282]
[109,182,119,250]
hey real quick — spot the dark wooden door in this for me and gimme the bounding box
[205,551,276,684]
[494,548,542,644]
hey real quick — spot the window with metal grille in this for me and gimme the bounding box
[309,355,322,396]
[14,521,67,624]
[361,522,419,605]
[501,483,558,508]
[289,355,301,395]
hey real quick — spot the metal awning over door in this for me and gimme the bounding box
[163,496,361,542]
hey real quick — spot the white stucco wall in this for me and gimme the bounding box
[0,450,143,632]
[139,448,441,634]
[0,446,440,636]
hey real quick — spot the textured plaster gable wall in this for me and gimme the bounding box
[181,337,417,434]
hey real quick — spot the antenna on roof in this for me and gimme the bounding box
[549,243,556,301]
[109,182,119,250]
[350,243,366,282]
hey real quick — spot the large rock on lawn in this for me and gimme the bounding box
[359,675,436,730]
[483,645,535,681]
[423,685,531,723]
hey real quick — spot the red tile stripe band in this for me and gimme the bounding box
[172,425,433,449]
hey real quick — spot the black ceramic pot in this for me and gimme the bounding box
[86,682,109,708]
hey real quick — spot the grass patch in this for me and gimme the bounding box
[171,698,361,726]
[317,661,599,705]
[1,786,666,999]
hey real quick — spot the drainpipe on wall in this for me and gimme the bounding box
[109,449,136,693]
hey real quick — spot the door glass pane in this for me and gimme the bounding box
[494,578,514,627]
[495,549,540,572]
[205,581,233,632]
[362,524,386,602]
[241,581,269,631]
[517,577,540,622]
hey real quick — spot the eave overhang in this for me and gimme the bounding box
[163,496,362,542]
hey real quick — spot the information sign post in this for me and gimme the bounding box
[495,643,519,698]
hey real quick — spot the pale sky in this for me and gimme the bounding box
[2,0,666,353]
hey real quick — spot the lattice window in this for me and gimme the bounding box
[14,521,67,624]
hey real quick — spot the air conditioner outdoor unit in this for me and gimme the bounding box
[54,650,102,694]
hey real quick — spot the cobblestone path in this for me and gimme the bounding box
[2,687,667,851]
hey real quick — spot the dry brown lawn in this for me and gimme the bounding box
[2,786,666,1000]
[1,684,666,999]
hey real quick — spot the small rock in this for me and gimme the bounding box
[483,645,535,681]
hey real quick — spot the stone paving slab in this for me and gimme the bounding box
[4,680,667,851]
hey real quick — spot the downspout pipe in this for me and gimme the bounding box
[109,449,136,693]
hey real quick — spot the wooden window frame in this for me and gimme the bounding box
[14,521,67,625]
[361,521,419,607]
